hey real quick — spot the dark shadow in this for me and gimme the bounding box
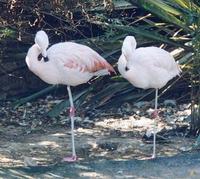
[1,152,200,178]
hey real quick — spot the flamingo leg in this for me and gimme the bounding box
[152,88,158,159]
[63,86,77,162]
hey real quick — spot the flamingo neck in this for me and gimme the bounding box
[25,44,41,71]
[122,37,136,60]
[27,44,40,59]
[118,55,127,76]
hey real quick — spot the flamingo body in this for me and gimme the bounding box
[118,37,181,89]
[26,39,114,86]
[26,30,115,162]
[118,36,181,158]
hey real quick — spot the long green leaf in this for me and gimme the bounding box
[135,0,191,32]
[147,0,182,15]
[47,88,91,118]
[172,0,200,12]
[108,24,188,48]
[89,82,129,106]
[171,0,190,9]
[13,85,57,108]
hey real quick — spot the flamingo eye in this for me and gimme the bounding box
[125,66,129,71]
[38,54,43,61]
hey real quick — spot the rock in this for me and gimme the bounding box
[134,101,150,108]
[117,144,133,153]
[145,128,154,138]
[26,102,32,107]
[75,117,82,123]
[109,129,122,137]
[132,116,153,128]
[180,146,192,152]
[19,121,28,126]
[164,100,176,107]
[23,156,38,167]
[121,102,132,113]
[117,170,123,174]
[166,115,176,124]
[132,108,140,115]
[179,103,190,111]
[98,142,118,151]
[46,95,53,100]
[146,108,154,116]
[177,116,185,122]
[83,118,94,124]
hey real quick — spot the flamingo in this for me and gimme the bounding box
[118,36,181,158]
[25,30,115,162]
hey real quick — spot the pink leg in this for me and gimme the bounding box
[151,89,159,159]
[151,109,158,159]
[63,86,78,162]
[151,110,159,119]
[69,107,75,117]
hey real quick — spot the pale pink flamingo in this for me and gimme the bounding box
[118,36,181,158]
[25,30,115,162]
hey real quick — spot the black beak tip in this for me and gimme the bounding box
[44,57,49,62]
[38,53,49,62]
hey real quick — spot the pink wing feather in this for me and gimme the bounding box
[64,55,115,73]
[62,43,115,74]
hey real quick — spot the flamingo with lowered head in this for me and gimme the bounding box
[118,36,181,158]
[25,30,115,162]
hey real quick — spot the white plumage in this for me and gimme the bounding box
[26,30,115,162]
[118,36,181,89]
[26,31,114,86]
[118,36,181,158]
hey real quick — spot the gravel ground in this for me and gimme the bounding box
[0,97,198,178]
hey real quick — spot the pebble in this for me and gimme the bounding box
[164,99,176,107]
[121,102,132,113]
[26,102,32,107]
[83,119,94,124]
[134,101,150,108]
[0,100,192,136]
[23,156,38,167]
[75,117,82,123]
[98,142,118,151]
[146,108,154,116]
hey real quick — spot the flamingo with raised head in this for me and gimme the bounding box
[26,30,115,162]
[118,36,181,158]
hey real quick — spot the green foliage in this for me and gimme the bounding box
[136,0,191,31]
[190,10,200,135]
[0,28,16,39]
[13,86,57,108]
[47,88,92,118]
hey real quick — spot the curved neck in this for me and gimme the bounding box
[118,55,127,76]
[27,44,41,59]
[122,37,136,60]
[25,44,41,70]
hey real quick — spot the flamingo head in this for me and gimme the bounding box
[34,30,49,58]
[122,36,136,60]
